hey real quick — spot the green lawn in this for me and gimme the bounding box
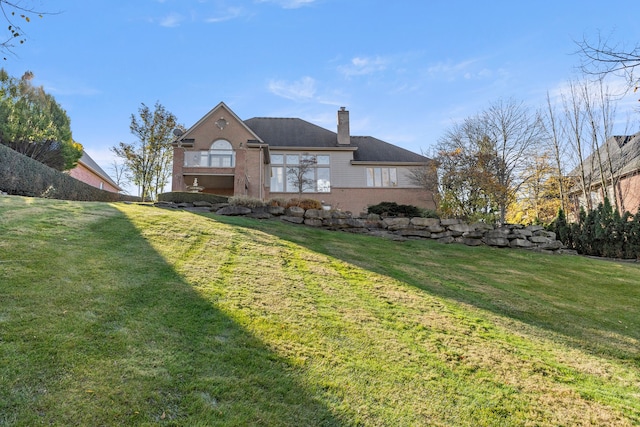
[0,195,638,426]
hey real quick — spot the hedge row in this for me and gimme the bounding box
[158,191,228,204]
[0,143,139,202]
[553,199,640,259]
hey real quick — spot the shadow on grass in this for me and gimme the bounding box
[0,199,343,426]
[205,213,640,365]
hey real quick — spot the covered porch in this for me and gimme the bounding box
[183,173,236,196]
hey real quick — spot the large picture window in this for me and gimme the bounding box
[270,154,330,193]
[366,167,398,187]
[183,139,235,167]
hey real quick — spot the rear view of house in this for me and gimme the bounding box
[171,102,436,213]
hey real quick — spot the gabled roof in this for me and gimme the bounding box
[572,132,640,183]
[244,117,430,164]
[77,151,122,191]
[180,101,263,143]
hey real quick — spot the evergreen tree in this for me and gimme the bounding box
[0,69,82,170]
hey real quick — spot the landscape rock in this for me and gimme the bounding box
[537,240,565,250]
[461,237,483,246]
[397,229,432,238]
[216,205,252,216]
[156,203,571,254]
[485,228,511,238]
[448,223,476,236]
[304,209,323,219]
[510,238,533,248]
[462,230,486,239]
[281,216,305,224]
[410,217,440,228]
[383,217,411,230]
[530,236,552,244]
[247,212,272,219]
[512,229,533,238]
[267,205,286,216]
[483,237,509,247]
[471,222,494,231]
[324,218,349,228]
[285,206,305,217]
[431,231,452,239]
[346,218,366,228]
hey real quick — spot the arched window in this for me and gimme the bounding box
[209,139,235,167]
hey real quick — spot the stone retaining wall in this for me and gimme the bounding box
[154,201,574,254]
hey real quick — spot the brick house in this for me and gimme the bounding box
[171,102,436,213]
[68,151,122,193]
[569,131,640,214]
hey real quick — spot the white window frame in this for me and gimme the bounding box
[366,167,398,187]
[270,153,331,193]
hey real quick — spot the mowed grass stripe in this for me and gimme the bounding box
[0,196,638,426]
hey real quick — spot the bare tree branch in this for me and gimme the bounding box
[576,32,640,92]
[0,1,52,59]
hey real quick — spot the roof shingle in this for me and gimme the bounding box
[244,117,429,163]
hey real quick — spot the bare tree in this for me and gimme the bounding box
[109,160,129,193]
[562,79,593,211]
[287,153,317,201]
[435,99,543,224]
[481,98,544,224]
[576,33,640,93]
[543,91,569,212]
[408,151,439,209]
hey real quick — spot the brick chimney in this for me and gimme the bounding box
[337,107,350,145]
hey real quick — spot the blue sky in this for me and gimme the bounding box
[3,0,640,193]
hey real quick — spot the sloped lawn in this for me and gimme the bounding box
[1,196,638,426]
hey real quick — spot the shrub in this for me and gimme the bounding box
[367,201,422,217]
[420,209,440,219]
[552,208,571,247]
[557,200,640,259]
[158,192,228,204]
[267,197,287,207]
[286,198,322,210]
[229,196,265,208]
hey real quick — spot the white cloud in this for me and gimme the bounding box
[159,12,184,28]
[204,7,244,23]
[268,76,317,101]
[338,55,389,77]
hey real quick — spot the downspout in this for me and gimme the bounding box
[259,145,263,200]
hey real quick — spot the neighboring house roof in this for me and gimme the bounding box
[77,151,122,191]
[570,132,640,186]
[243,117,430,164]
